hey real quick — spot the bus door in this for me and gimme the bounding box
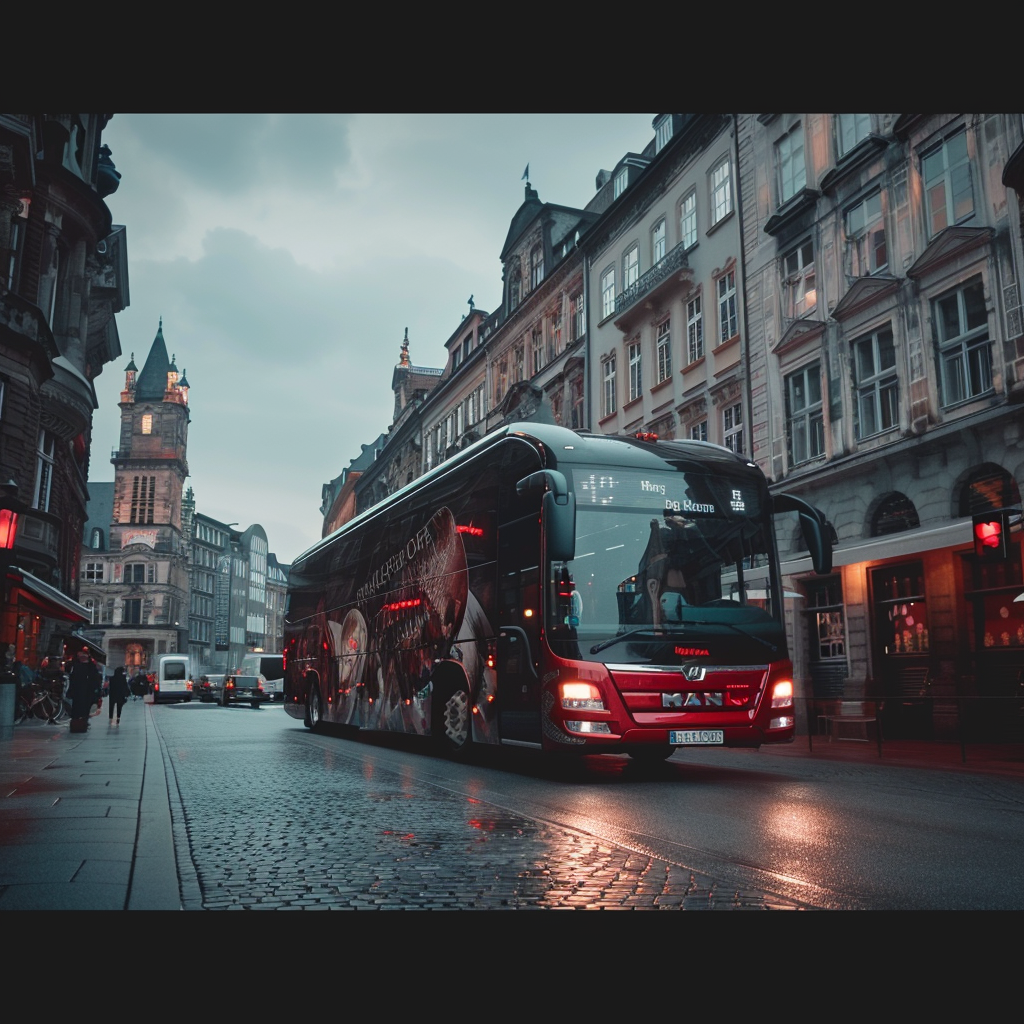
[496,514,543,743]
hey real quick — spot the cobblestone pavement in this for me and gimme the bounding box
[157,708,808,911]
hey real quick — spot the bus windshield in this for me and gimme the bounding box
[548,465,784,663]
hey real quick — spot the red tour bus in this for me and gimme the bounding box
[283,423,833,761]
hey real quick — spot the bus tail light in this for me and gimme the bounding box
[560,682,605,711]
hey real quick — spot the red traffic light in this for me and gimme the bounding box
[972,511,1010,560]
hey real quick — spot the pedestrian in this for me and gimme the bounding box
[108,666,130,725]
[67,646,102,730]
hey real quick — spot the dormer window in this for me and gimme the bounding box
[655,116,673,154]
[614,167,628,198]
[530,246,544,289]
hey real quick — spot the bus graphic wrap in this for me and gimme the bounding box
[284,424,833,760]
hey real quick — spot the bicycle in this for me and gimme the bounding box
[14,679,65,725]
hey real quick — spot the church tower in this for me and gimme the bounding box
[102,319,192,670]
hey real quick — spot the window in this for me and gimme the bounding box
[83,598,95,624]
[130,475,156,524]
[623,244,639,291]
[783,240,816,318]
[508,259,521,311]
[853,326,898,438]
[655,116,673,153]
[652,219,666,264]
[628,340,642,402]
[34,430,54,512]
[687,296,703,363]
[923,129,974,238]
[872,493,920,536]
[680,191,697,248]
[123,598,142,625]
[777,126,807,204]
[614,167,628,198]
[141,413,152,435]
[934,277,991,406]
[531,330,543,374]
[690,420,708,442]
[601,267,616,319]
[807,577,846,661]
[723,402,744,454]
[656,320,672,383]
[83,562,103,583]
[786,363,825,465]
[550,314,562,359]
[717,270,737,342]
[602,356,617,417]
[570,376,584,429]
[837,114,871,158]
[711,158,732,224]
[530,245,544,289]
[124,562,152,584]
[846,191,887,276]
[572,292,585,341]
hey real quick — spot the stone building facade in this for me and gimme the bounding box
[78,322,191,673]
[1,113,127,673]
[736,113,1024,738]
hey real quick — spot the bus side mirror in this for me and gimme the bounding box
[773,492,834,575]
[517,470,576,562]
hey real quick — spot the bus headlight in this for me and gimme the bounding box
[770,680,793,709]
[561,682,605,710]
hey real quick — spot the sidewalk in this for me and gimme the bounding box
[1,707,1023,911]
[0,700,183,910]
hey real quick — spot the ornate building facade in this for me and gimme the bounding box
[1,113,127,674]
[78,321,191,672]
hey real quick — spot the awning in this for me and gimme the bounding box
[64,632,107,664]
[781,518,973,576]
[7,567,89,625]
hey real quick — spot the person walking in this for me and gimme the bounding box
[108,666,130,725]
[67,646,102,731]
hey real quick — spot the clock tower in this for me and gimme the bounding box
[95,319,192,673]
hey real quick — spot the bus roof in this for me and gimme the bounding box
[293,422,761,568]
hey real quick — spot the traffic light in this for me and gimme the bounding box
[972,510,1011,560]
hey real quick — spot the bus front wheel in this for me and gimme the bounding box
[434,682,472,758]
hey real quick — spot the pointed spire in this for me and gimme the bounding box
[399,327,410,367]
[134,320,173,400]
[124,351,137,372]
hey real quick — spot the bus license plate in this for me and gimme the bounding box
[669,729,724,745]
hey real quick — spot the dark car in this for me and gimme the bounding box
[195,674,223,703]
[216,674,269,709]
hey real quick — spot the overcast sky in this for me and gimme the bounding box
[94,114,656,564]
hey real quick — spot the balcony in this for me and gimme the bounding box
[613,241,694,333]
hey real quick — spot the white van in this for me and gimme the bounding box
[149,654,193,704]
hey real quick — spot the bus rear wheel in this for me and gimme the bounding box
[307,683,323,732]
[435,683,471,758]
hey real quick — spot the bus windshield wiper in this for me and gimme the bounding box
[682,619,778,653]
[589,628,682,655]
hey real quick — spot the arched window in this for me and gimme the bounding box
[958,464,1021,517]
[90,527,103,549]
[871,493,920,536]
